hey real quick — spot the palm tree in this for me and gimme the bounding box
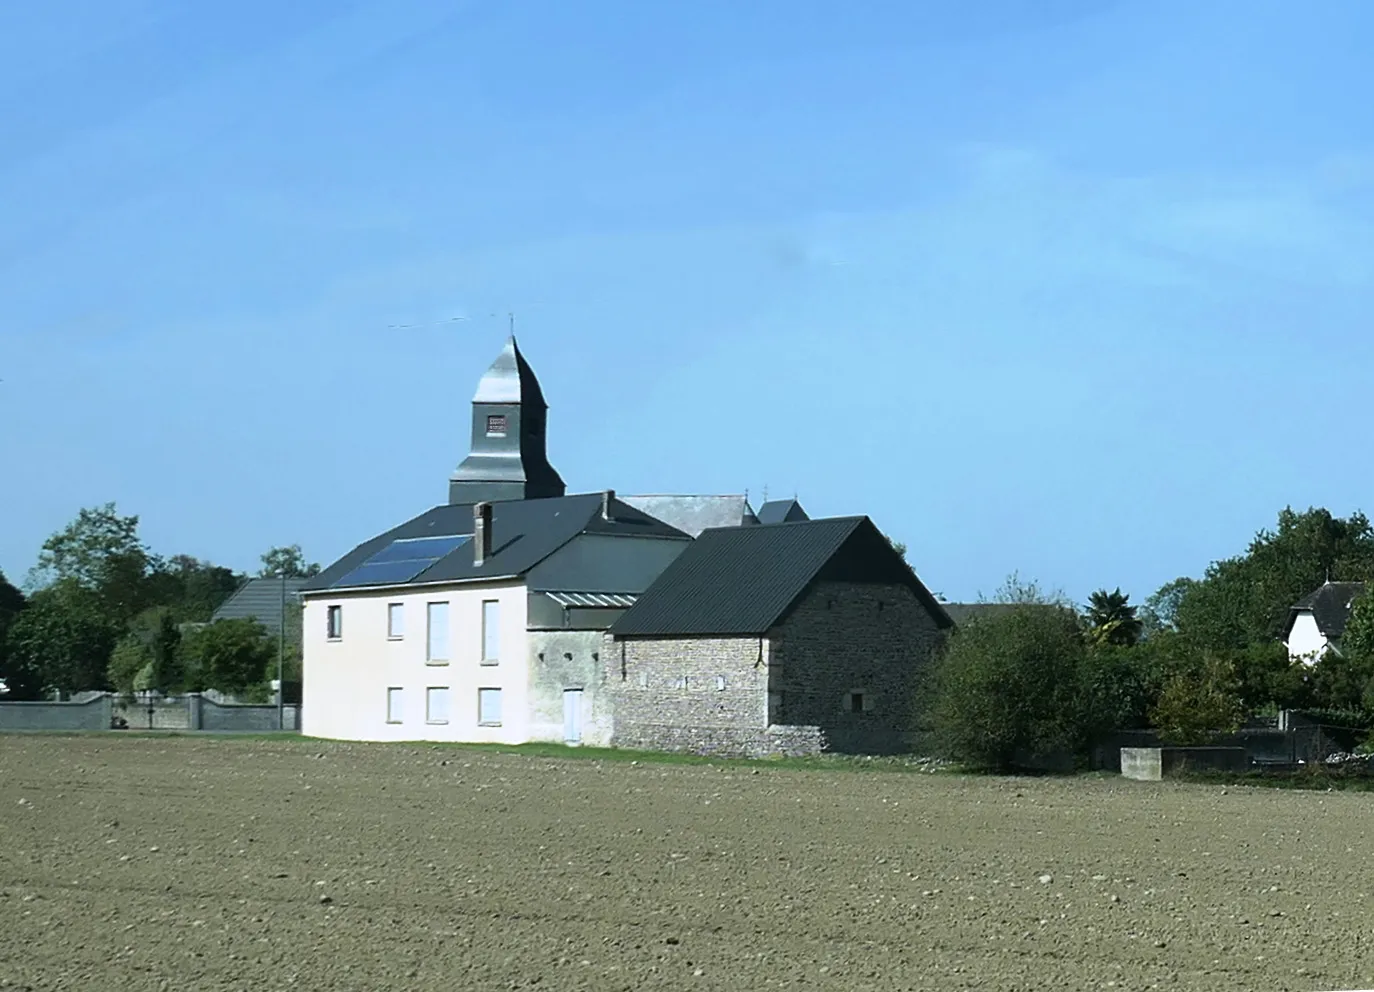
[1085,588,1143,647]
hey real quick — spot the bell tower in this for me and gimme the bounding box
[448,336,566,506]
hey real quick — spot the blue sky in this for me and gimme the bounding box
[2,0,1372,606]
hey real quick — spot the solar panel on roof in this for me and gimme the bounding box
[367,535,470,564]
[331,535,471,588]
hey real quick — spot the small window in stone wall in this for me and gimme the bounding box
[845,690,872,714]
[638,671,649,689]
[674,675,688,690]
[715,676,726,691]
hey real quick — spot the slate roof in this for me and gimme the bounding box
[1288,581,1367,639]
[471,335,547,407]
[212,577,308,639]
[756,498,809,525]
[303,493,687,594]
[619,495,759,538]
[609,516,953,637]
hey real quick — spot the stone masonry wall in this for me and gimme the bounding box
[770,581,946,755]
[604,635,802,756]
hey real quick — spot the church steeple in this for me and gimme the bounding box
[448,336,566,506]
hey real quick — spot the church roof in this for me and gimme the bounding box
[303,493,687,594]
[609,516,952,637]
[471,336,547,406]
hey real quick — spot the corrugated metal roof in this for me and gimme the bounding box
[610,517,866,636]
[303,493,687,594]
[619,495,759,537]
[547,592,638,608]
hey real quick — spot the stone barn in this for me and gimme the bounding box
[603,516,953,757]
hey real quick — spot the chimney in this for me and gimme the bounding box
[473,502,493,566]
[601,489,615,521]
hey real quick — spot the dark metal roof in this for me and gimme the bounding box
[618,495,759,537]
[1289,581,1367,639]
[471,335,547,407]
[303,493,687,594]
[609,516,953,637]
[212,577,308,638]
[756,498,809,525]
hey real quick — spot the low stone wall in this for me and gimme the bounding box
[0,696,113,732]
[762,724,826,758]
[611,722,825,758]
[1122,746,1249,781]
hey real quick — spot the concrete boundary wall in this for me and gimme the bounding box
[0,696,113,732]
[0,693,298,733]
[1122,747,1248,781]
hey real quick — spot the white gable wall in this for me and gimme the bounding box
[302,581,529,742]
[1285,610,1331,665]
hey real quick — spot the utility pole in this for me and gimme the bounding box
[278,572,286,731]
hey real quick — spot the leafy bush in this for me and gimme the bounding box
[1148,655,1246,745]
[925,604,1087,771]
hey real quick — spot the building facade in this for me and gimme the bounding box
[604,516,953,757]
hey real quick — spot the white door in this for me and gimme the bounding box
[563,689,584,745]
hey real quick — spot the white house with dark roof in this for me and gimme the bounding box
[301,338,691,745]
[1284,580,1367,664]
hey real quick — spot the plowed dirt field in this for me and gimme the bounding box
[2,736,1372,991]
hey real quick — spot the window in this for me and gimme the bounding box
[478,687,502,726]
[386,687,404,723]
[845,690,872,714]
[486,414,507,436]
[426,602,450,663]
[715,676,727,691]
[387,603,404,639]
[481,600,500,663]
[637,671,649,689]
[426,687,450,724]
[674,675,688,690]
[326,605,342,640]
[768,691,782,724]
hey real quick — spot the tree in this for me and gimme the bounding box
[183,618,275,695]
[144,555,243,624]
[925,602,1087,771]
[1149,655,1246,745]
[984,571,1072,608]
[108,607,185,695]
[1141,578,1194,636]
[1084,588,1143,647]
[1173,507,1374,652]
[108,634,153,696]
[259,545,320,579]
[29,504,156,626]
[0,569,26,685]
[4,582,117,697]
